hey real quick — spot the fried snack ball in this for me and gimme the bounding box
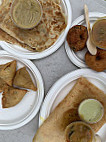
[85,49,106,72]
[67,25,88,52]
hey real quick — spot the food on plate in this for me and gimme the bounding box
[2,86,27,108]
[78,99,104,123]
[65,122,94,142]
[0,78,9,93]
[67,25,88,51]
[85,49,106,72]
[0,60,16,86]
[0,29,37,52]
[0,0,66,52]
[33,77,106,142]
[91,19,106,50]
[11,0,42,29]
[0,60,37,108]
[13,67,37,91]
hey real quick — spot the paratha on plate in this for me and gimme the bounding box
[33,77,106,142]
[0,29,37,52]
[0,1,37,51]
[0,60,16,86]
[2,86,27,108]
[0,0,66,51]
[13,67,37,91]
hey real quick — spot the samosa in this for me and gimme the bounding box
[2,87,27,108]
[0,78,9,93]
[13,67,37,91]
[0,60,16,86]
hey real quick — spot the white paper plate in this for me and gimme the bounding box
[0,0,72,60]
[0,51,44,130]
[65,12,106,68]
[39,69,106,141]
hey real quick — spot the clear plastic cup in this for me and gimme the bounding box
[65,121,96,142]
[78,99,104,124]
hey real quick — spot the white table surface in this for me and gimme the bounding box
[0,0,106,142]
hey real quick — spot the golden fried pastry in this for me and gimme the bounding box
[0,78,9,93]
[85,49,106,72]
[0,60,16,86]
[13,67,37,91]
[2,87,27,108]
[67,25,88,51]
[33,77,106,142]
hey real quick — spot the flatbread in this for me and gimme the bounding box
[2,86,27,108]
[13,67,37,91]
[0,77,9,93]
[33,77,106,142]
[0,29,37,52]
[0,0,66,51]
[0,60,16,86]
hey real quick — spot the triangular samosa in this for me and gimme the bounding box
[0,60,16,86]
[0,78,9,93]
[13,67,37,91]
[2,87,27,108]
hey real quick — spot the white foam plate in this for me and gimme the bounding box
[0,51,44,130]
[0,0,72,59]
[65,12,106,68]
[39,69,106,141]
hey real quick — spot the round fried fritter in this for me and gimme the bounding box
[67,25,88,52]
[85,49,106,72]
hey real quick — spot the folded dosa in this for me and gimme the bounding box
[2,86,27,108]
[0,60,16,86]
[0,0,66,51]
[33,77,106,142]
[13,67,37,91]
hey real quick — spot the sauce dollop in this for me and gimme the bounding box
[11,0,42,29]
[91,19,106,49]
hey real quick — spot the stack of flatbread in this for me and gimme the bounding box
[0,0,66,52]
[33,77,106,142]
[0,60,37,108]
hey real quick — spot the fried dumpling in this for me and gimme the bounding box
[0,77,9,93]
[0,60,16,86]
[13,67,37,91]
[2,87,27,108]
